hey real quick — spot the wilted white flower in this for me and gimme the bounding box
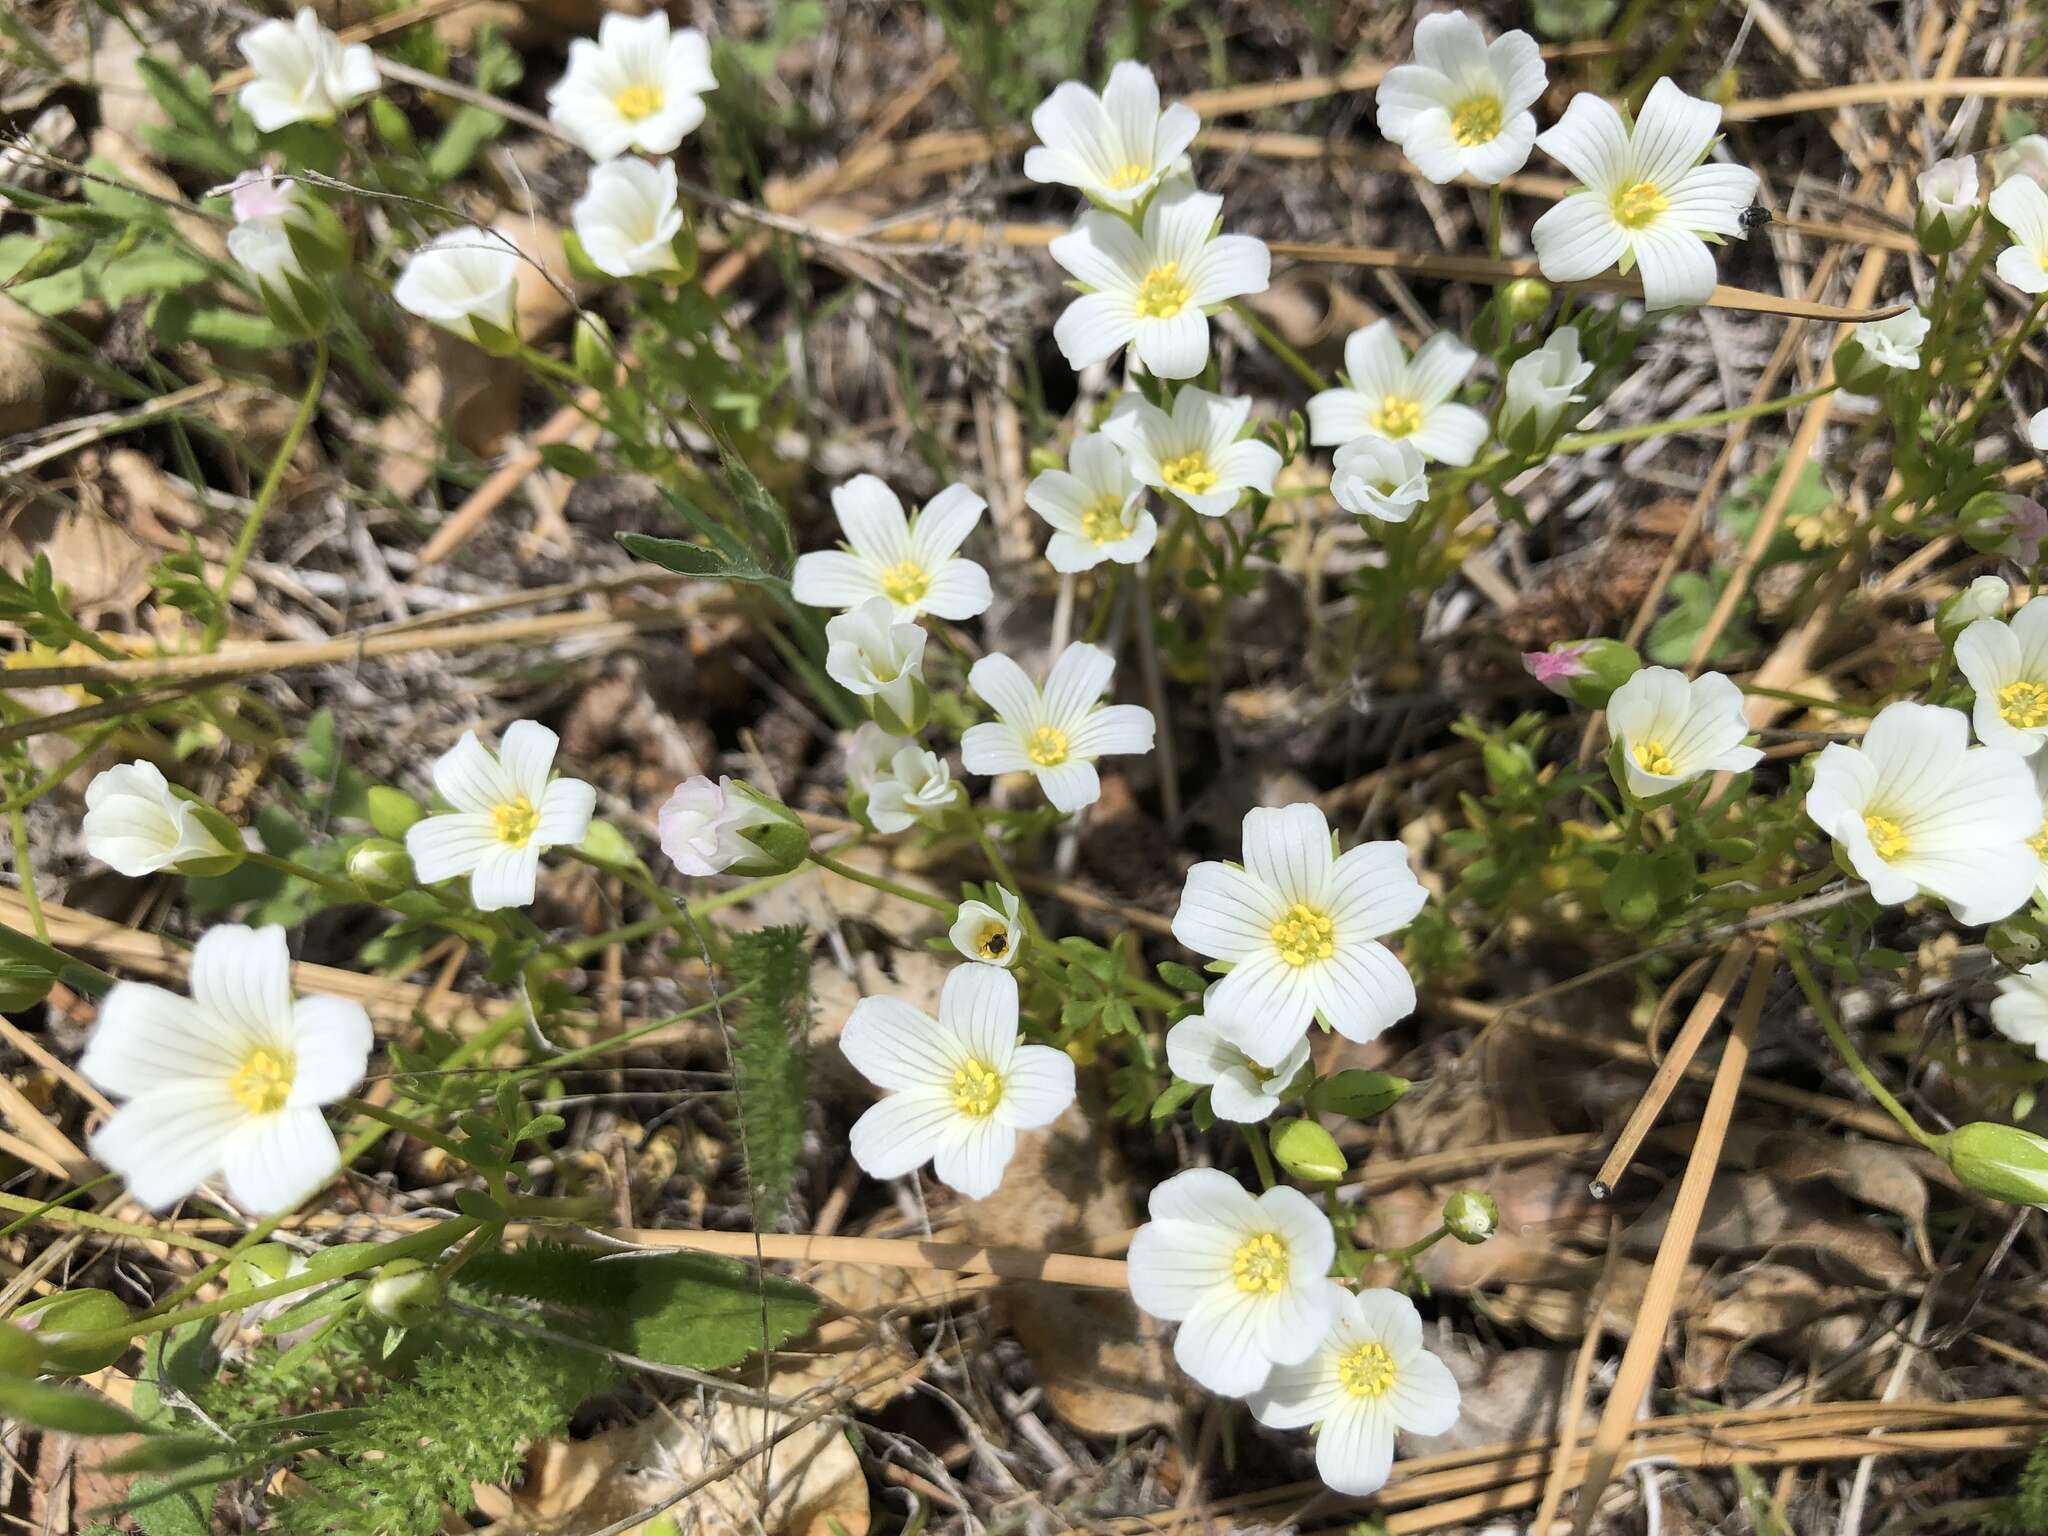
[1027,432,1157,572]
[1501,326,1593,443]
[1991,176,2048,295]
[392,229,520,346]
[791,477,992,622]
[825,596,927,732]
[1996,136,2048,189]
[961,643,1155,814]
[1606,667,1763,799]
[1025,62,1200,209]
[83,762,239,878]
[1919,154,1983,245]
[950,888,1024,967]
[1853,305,1931,372]
[1532,78,1759,310]
[1331,438,1428,522]
[1375,12,1545,185]
[546,11,716,161]
[236,9,378,132]
[1307,321,1488,465]
[1993,963,2048,1060]
[80,924,370,1213]
[571,157,687,279]
[405,723,595,910]
[1102,387,1282,518]
[657,774,776,876]
[864,744,959,835]
[843,963,1074,1199]
[1049,183,1270,379]
[1164,1013,1309,1123]
[1957,596,2048,756]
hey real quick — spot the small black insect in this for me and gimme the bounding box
[1739,205,1773,233]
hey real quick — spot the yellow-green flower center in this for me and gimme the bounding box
[971,921,1012,963]
[1270,902,1337,967]
[1864,814,1908,861]
[1231,1231,1289,1294]
[2031,819,2048,862]
[1136,261,1193,319]
[1160,451,1218,496]
[1372,395,1424,438]
[1632,739,1677,777]
[493,796,539,847]
[1450,92,1503,146]
[2000,680,2048,729]
[1026,725,1070,767]
[229,1046,294,1116]
[1338,1341,1397,1398]
[1612,180,1669,230]
[950,1058,1003,1117]
[1081,494,1129,545]
[614,83,664,121]
[1104,161,1153,190]
[880,559,930,606]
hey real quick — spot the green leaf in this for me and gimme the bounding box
[1309,1070,1411,1120]
[183,305,294,350]
[616,531,773,584]
[727,926,810,1223]
[2,229,97,291]
[0,1377,150,1436]
[1155,961,1208,994]
[98,241,210,305]
[103,1436,230,1473]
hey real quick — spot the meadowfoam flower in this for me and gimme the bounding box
[572,157,687,279]
[236,9,379,132]
[2032,409,2048,453]
[825,596,928,735]
[1958,597,2048,756]
[1164,1013,1309,1123]
[1025,61,1200,209]
[1990,176,2048,295]
[1307,322,1488,465]
[80,924,371,1213]
[1331,438,1428,522]
[843,963,1074,1199]
[1126,1168,1339,1396]
[1918,156,1982,250]
[393,229,520,347]
[1851,305,1931,372]
[547,11,716,161]
[864,744,960,835]
[1606,667,1762,800]
[1102,387,1282,518]
[961,643,1155,814]
[405,723,595,910]
[950,888,1024,967]
[657,774,787,876]
[791,477,991,622]
[225,168,298,225]
[1248,1285,1461,1496]
[1501,326,1593,446]
[1375,12,1545,186]
[1804,701,2041,925]
[1993,963,2048,1060]
[1532,78,1759,310]
[1996,136,2048,190]
[1172,803,1426,1068]
[1027,432,1157,572]
[83,762,240,878]
[1049,183,1271,379]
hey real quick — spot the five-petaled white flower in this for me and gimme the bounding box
[1991,176,2048,295]
[658,774,775,876]
[572,157,687,279]
[1853,305,1931,372]
[1307,321,1488,465]
[405,722,595,911]
[1248,1285,1462,1496]
[1027,432,1158,572]
[1164,1013,1309,1123]
[1102,387,1282,518]
[1375,11,1545,186]
[1958,597,2048,756]
[1993,963,2048,1060]
[546,11,717,161]
[961,643,1156,815]
[80,924,371,1214]
[860,742,959,835]
[1532,78,1760,310]
[950,888,1024,968]
[825,596,927,731]
[1126,1167,1339,1396]
[791,476,992,622]
[843,962,1074,1199]
[83,761,238,878]
[393,229,520,346]
[1050,183,1271,379]
[1606,667,1763,800]
[1331,438,1428,523]
[1173,802,1426,1068]
[1501,326,1594,443]
[1025,61,1200,209]
[236,8,379,132]
[1804,701,2041,926]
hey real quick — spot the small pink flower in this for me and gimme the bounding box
[2000,497,2048,564]
[1523,645,1590,685]
[227,169,296,224]
[657,775,767,877]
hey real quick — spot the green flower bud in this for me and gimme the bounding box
[573,313,615,389]
[227,1242,297,1295]
[23,1288,131,1376]
[1501,276,1552,324]
[727,781,812,876]
[1270,1117,1346,1185]
[0,1321,41,1377]
[1442,1189,1500,1244]
[1526,638,1640,709]
[347,838,414,899]
[365,1260,445,1326]
[1939,1122,2048,1206]
[1309,1069,1410,1120]
[282,195,352,276]
[869,676,931,738]
[1937,575,2010,640]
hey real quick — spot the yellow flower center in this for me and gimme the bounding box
[1337,1341,1398,1398]
[1270,902,1337,967]
[228,1046,294,1116]
[1371,395,1424,438]
[2031,819,2048,861]
[950,1058,1003,1117]
[972,922,1012,963]
[1632,740,1677,777]
[2000,680,2048,729]
[1026,725,1070,767]
[1160,452,1218,496]
[493,796,539,847]
[1612,180,1669,230]
[1231,1231,1290,1294]
[1104,161,1153,190]
[1449,92,1503,146]
[1136,261,1193,319]
[1864,814,1908,861]
[880,560,930,606]
[1081,494,1130,545]
[614,83,664,121]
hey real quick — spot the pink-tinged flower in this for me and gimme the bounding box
[1523,645,1590,685]
[2001,497,2048,564]
[657,774,775,876]
[226,168,297,224]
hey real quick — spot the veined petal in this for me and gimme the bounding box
[1034,758,1101,814]
[497,720,561,803]
[284,995,373,1106]
[1174,860,1288,960]
[1632,78,1724,188]
[1208,953,1318,1068]
[1630,224,1718,309]
[968,652,1043,727]
[1343,322,1410,403]
[1173,1292,1275,1395]
[1389,1347,1462,1435]
[1134,310,1209,379]
[405,811,499,884]
[82,983,240,1098]
[791,550,885,611]
[1307,388,1374,447]
[932,1116,1018,1198]
[1127,1216,1238,1320]
[469,843,541,911]
[1143,184,1226,270]
[91,1083,238,1210]
[1241,802,1336,906]
[1216,438,1283,495]
[1186,234,1271,305]
[1314,941,1416,1044]
[536,777,597,848]
[850,1089,956,1180]
[1070,703,1157,759]
[1317,1399,1397,1495]
[1056,291,1143,371]
[842,996,964,1091]
[919,558,993,620]
[1000,1045,1076,1129]
[910,483,987,566]
[1537,91,1633,192]
[1407,332,1476,406]
[1532,193,1629,282]
[942,962,1020,1069]
[831,475,912,562]
[1050,211,1150,291]
[1408,404,1489,466]
[1042,643,1118,730]
[221,1107,341,1214]
[190,924,293,1048]
[962,722,1034,775]
[1665,162,1761,235]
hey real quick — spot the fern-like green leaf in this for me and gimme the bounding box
[726,924,811,1224]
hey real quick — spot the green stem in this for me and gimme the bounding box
[1486,184,1504,263]
[207,340,327,649]
[1946,293,2048,449]
[965,816,1043,942]
[340,1098,483,1168]
[1229,300,1328,393]
[1242,1125,1278,1191]
[0,1189,230,1256]
[0,921,115,998]
[1779,929,1941,1150]
[9,807,47,942]
[1363,1222,1451,1266]
[1555,384,1837,453]
[806,850,953,915]
[1698,866,1838,911]
[244,848,364,905]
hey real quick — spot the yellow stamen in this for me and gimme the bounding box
[1270,903,1337,967]
[1081,494,1130,545]
[950,1058,1002,1117]
[1631,740,1677,777]
[1104,161,1153,190]
[2031,819,2048,862]
[1864,814,1908,861]
[1612,180,1669,230]
[228,1047,294,1116]
[1136,261,1192,319]
[2000,679,2048,729]
[1337,1341,1397,1398]
[973,923,1012,963]
[614,83,663,121]
[880,560,929,607]
[1160,452,1218,496]
[1231,1231,1290,1294]
[1449,93,1503,146]
[1026,726,1070,767]
[493,796,539,847]
[1371,396,1423,438]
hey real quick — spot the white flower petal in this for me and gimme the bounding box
[221,1107,342,1214]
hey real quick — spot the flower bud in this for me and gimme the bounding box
[1938,575,2010,639]
[1270,1117,1346,1185]
[1995,134,2048,191]
[1915,156,1981,255]
[0,1321,41,1377]
[1442,1189,1500,1244]
[23,1288,131,1376]
[365,1259,445,1326]
[347,837,415,899]
[1500,326,1593,453]
[82,762,244,878]
[1828,337,1889,397]
[1501,276,1552,324]
[726,782,811,875]
[659,775,809,877]
[1523,638,1640,709]
[1938,1121,2048,1206]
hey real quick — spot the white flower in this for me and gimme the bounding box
[393,229,520,346]
[1606,667,1763,799]
[571,157,686,279]
[1375,12,1545,186]
[1854,305,1930,372]
[224,168,299,225]
[1996,136,2048,189]
[1164,1013,1309,1123]
[961,643,1155,815]
[405,722,596,910]
[546,11,716,161]
[227,218,304,309]
[950,888,1024,967]
[1532,78,1760,310]
[1958,597,2048,756]
[1027,432,1157,572]
[83,761,238,877]
[657,774,775,876]
[2030,752,2048,904]
[1331,438,1428,523]
[843,962,1074,1199]
[2032,408,2048,453]
[1248,1285,1461,1495]
[236,8,379,132]
[1920,155,1982,219]
[844,723,895,792]
[1804,701,2041,925]
[79,924,370,1213]
[1953,575,2012,629]
[1501,326,1594,442]
[1993,963,2048,1060]
[825,596,926,729]
[865,744,959,835]
[1049,183,1271,379]
[1172,803,1426,1068]
[1025,61,1200,209]
[1102,387,1281,518]
[1307,321,1489,465]
[1991,176,2048,295]
[1126,1168,1339,1396]
[791,476,991,622]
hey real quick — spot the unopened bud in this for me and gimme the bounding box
[0,1322,42,1377]
[24,1288,131,1377]
[1501,276,1552,324]
[365,1260,444,1326]
[726,781,812,876]
[1270,1117,1346,1185]
[1524,638,1640,709]
[348,838,414,899]
[1938,575,2010,640]
[1939,1122,2048,1207]
[1442,1189,1499,1244]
